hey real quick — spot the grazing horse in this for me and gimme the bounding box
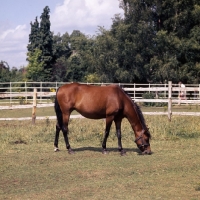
[54,83,151,155]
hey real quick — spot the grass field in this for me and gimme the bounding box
[0,115,200,200]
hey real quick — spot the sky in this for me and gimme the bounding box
[0,0,123,68]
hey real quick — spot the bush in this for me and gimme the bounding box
[142,92,155,107]
[142,92,168,107]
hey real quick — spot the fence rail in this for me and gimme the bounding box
[0,81,200,101]
[0,81,200,121]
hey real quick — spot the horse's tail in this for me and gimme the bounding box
[54,89,63,128]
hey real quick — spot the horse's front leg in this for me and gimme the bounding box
[54,122,60,152]
[115,119,126,156]
[102,117,113,154]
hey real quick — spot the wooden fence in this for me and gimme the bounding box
[0,81,200,121]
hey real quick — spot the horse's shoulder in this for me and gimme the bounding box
[59,82,79,92]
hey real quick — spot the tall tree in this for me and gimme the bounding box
[112,0,156,83]
[27,6,54,81]
[148,0,200,83]
[39,6,54,81]
[27,17,40,53]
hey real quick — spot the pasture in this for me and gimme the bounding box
[0,115,200,199]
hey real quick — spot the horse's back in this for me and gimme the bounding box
[57,83,123,100]
[56,83,127,119]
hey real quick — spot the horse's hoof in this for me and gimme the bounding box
[68,149,74,154]
[54,147,59,152]
[102,149,109,154]
[120,150,126,156]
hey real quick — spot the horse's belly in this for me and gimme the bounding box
[74,97,119,119]
[75,108,106,119]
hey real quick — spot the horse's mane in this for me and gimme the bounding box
[121,87,151,139]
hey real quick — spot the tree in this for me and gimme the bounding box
[0,61,10,82]
[27,6,54,81]
[27,17,40,53]
[65,30,96,82]
[66,54,84,82]
[52,32,72,81]
[26,48,45,81]
[93,27,119,82]
[112,0,156,83]
[10,67,26,82]
[39,6,54,81]
[53,32,71,60]
[148,0,200,83]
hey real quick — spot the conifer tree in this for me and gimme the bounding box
[39,6,53,81]
[27,17,40,53]
[27,6,53,81]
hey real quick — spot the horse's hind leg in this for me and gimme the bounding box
[102,116,113,154]
[62,113,74,154]
[54,122,60,152]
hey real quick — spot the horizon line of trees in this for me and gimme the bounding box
[1,0,200,84]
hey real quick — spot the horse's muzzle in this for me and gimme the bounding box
[142,149,152,155]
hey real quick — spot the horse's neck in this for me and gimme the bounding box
[125,102,144,135]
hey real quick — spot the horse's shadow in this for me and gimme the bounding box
[73,146,141,154]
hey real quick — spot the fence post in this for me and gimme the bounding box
[164,82,166,98]
[199,84,200,99]
[10,82,12,105]
[168,81,172,121]
[25,82,27,103]
[40,82,42,103]
[32,88,37,124]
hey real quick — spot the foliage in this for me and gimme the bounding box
[142,92,168,107]
[51,32,72,81]
[26,48,45,81]
[116,0,156,83]
[90,28,116,82]
[142,92,155,107]
[84,73,100,83]
[3,1,200,83]
[0,61,26,83]
[52,56,69,82]
[27,6,54,81]
[148,0,200,83]
[0,61,10,82]
[68,30,96,82]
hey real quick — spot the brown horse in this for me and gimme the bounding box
[54,82,151,155]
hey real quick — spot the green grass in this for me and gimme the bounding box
[0,116,200,199]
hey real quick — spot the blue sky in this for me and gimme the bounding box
[0,0,123,68]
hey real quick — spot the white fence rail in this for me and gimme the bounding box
[0,81,200,101]
[0,81,200,121]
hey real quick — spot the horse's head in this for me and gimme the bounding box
[135,129,151,155]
